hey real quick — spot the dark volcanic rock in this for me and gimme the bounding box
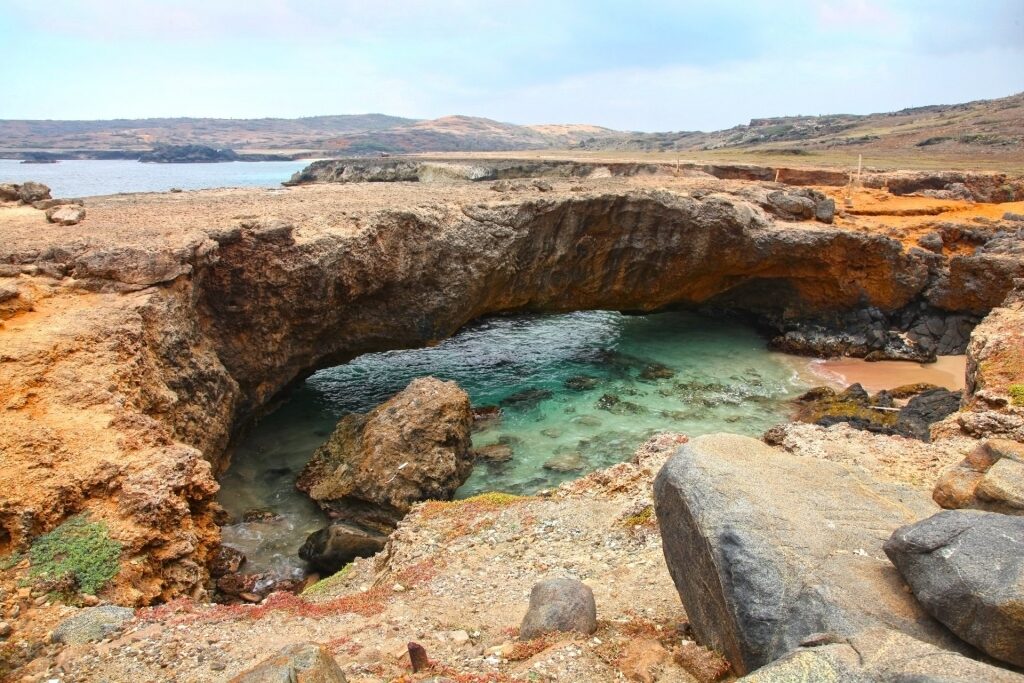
[654,434,955,675]
[519,577,598,640]
[139,144,239,163]
[894,388,962,441]
[296,377,473,532]
[884,510,1024,667]
[299,521,388,574]
[500,388,553,408]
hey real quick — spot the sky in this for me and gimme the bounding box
[0,0,1021,131]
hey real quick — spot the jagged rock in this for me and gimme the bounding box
[519,577,597,640]
[210,545,246,577]
[885,510,1024,667]
[296,377,473,532]
[298,521,388,574]
[17,181,51,203]
[51,606,134,645]
[741,627,1024,682]
[894,388,961,441]
[229,642,347,682]
[653,434,958,675]
[45,205,86,226]
[933,438,1024,513]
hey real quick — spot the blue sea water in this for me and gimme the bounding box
[218,310,811,578]
[0,159,309,197]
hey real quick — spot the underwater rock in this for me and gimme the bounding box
[639,363,676,380]
[474,443,514,463]
[595,393,647,415]
[565,375,601,391]
[500,388,553,408]
[543,451,586,472]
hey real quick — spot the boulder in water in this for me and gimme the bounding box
[296,377,473,532]
[299,521,388,574]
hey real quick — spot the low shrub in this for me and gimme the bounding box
[27,514,121,595]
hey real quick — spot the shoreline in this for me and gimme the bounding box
[802,355,967,393]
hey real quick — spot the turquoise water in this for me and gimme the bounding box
[218,310,811,579]
[0,159,309,197]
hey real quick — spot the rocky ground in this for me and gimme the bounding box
[1,164,1024,680]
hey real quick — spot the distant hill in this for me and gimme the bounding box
[1,93,1020,161]
[0,114,417,152]
[578,93,1024,160]
[323,116,620,154]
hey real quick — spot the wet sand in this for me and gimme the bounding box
[803,355,967,393]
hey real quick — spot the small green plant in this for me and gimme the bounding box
[1010,384,1024,407]
[301,563,354,598]
[27,514,122,595]
[0,553,22,571]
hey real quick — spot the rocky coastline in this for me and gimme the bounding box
[1,164,1023,680]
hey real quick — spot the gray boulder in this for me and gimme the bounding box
[653,434,960,675]
[229,642,347,682]
[51,605,134,645]
[741,627,1024,682]
[17,181,51,203]
[884,510,1024,667]
[298,521,388,574]
[0,183,19,202]
[519,577,597,640]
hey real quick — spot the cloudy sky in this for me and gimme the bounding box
[1,0,1021,131]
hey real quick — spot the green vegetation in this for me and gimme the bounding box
[1010,384,1024,407]
[26,514,122,595]
[0,553,22,571]
[620,505,656,528]
[301,563,354,598]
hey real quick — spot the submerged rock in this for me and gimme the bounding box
[564,375,600,391]
[519,578,597,640]
[299,521,388,574]
[884,510,1024,667]
[543,450,586,472]
[500,388,553,408]
[297,377,473,532]
[473,443,514,463]
[654,433,956,675]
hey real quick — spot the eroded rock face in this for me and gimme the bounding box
[933,438,1024,513]
[884,510,1024,667]
[653,434,956,675]
[296,377,473,532]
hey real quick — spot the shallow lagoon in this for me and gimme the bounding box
[218,310,812,578]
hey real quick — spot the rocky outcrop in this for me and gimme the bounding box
[1,177,1021,605]
[296,377,473,532]
[0,181,51,204]
[229,643,347,682]
[862,170,1024,203]
[884,510,1024,667]
[653,434,959,675]
[933,438,1024,513]
[139,145,240,163]
[791,383,960,441]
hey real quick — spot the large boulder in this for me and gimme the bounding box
[51,606,134,645]
[297,377,473,532]
[894,388,962,441]
[298,521,388,574]
[653,434,960,675]
[741,627,1024,682]
[934,438,1024,514]
[884,510,1024,667]
[519,577,598,640]
[17,181,51,203]
[45,204,86,226]
[229,642,347,682]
